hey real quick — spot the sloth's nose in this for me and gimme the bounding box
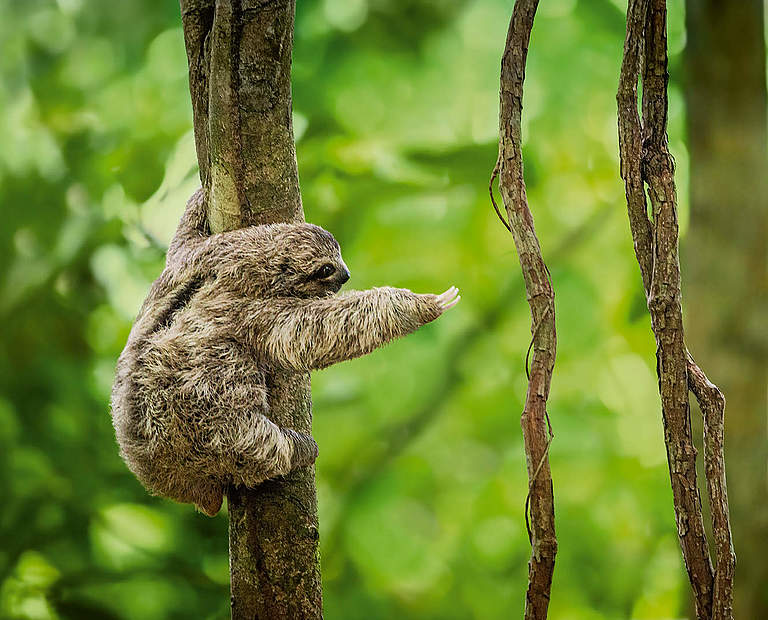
[338,268,351,284]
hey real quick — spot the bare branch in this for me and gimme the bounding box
[207,0,245,233]
[180,0,214,189]
[496,1,557,617]
[687,354,736,620]
[617,1,734,617]
[616,0,653,293]
[640,4,714,614]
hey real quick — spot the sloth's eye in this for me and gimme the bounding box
[315,264,335,279]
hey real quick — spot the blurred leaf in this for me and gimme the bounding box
[90,504,173,571]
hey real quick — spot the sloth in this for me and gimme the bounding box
[111,189,460,516]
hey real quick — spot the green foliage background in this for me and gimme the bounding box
[0,0,712,618]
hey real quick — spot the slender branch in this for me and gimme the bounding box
[180,0,214,189]
[687,354,736,620]
[641,6,714,613]
[490,157,513,233]
[617,1,734,617]
[178,1,322,617]
[495,1,557,617]
[616,0,653,293]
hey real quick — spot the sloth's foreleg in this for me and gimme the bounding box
[244,286,459,371]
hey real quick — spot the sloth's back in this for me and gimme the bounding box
[111,306,269,501]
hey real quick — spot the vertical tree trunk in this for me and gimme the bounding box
[492,1,558,617]
[179,1,322,617]
[684,2,768,617]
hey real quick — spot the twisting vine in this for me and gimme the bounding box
[617,1,735,617]
[491,1,558,617]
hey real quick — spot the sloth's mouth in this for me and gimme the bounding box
[327,273,349,295]
[333,269,350,292]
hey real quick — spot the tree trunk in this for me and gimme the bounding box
[684,2,768,617]
[179,1,322,617]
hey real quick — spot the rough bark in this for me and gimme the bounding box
[684,2,768,617]
[617,1,734,617]
[179,1,322,618]
[492,1,557,617]
[687,353,735,620]
[641,5,715,615]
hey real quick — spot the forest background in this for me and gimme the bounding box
[0,0,765,618]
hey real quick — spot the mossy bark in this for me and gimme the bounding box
[179,1,322,617]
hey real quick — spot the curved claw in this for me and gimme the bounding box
[436,286,460,310]
[442,295,460,310]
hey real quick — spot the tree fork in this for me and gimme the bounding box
[179,1,322,617]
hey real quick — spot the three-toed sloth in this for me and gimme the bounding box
[111,190,459,515]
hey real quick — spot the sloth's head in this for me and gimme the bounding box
[266,223,351,298]
[208,222,351,298]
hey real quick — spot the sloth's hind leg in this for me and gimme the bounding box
[215,414,319,489]
[192,428,314,515]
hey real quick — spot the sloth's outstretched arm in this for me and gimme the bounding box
[242,286,460,371]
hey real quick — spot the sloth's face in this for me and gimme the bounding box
[296,256,351,298]
[277,224,351,298]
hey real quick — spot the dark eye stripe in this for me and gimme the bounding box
[314,264,335,279]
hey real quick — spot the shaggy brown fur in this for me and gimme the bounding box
[111,189,458,516]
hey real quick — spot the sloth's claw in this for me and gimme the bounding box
[442,295,460,310]
[436,286,460,310]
